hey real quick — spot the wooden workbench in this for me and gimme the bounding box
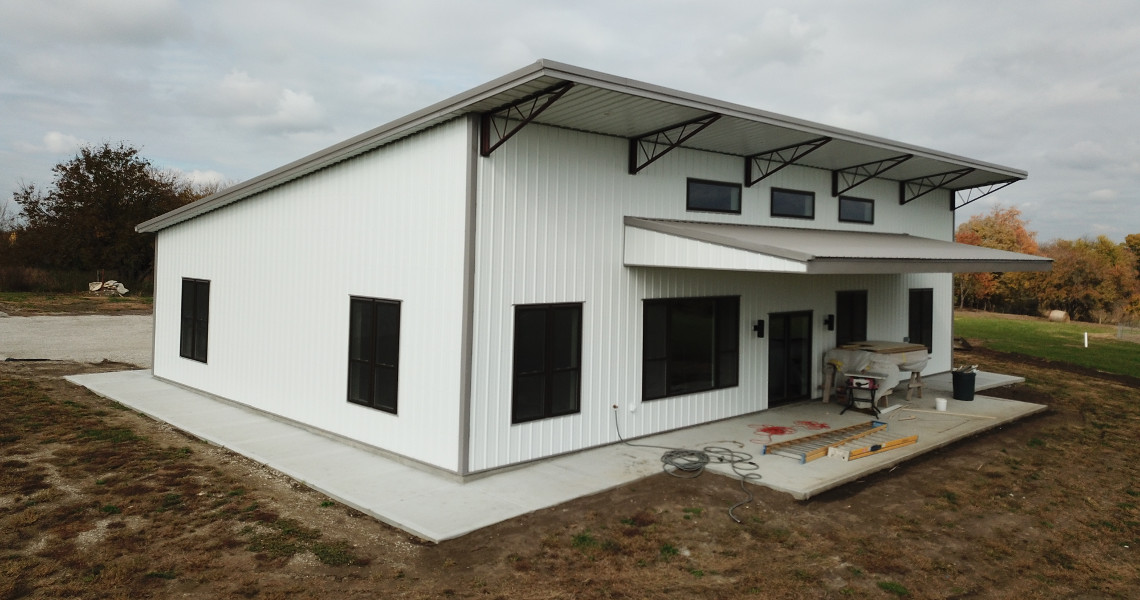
[837,341,929,354]
[822,341,930,406]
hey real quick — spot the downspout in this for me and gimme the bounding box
[457,114,480,476]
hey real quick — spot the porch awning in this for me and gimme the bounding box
[623,217,1052,275]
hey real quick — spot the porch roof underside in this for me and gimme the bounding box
[138,60,1026,234]
[623,217,1053,275]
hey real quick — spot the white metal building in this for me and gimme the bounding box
[138,60,1050,476]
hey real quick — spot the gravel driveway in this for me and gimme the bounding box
[0,315,153,368]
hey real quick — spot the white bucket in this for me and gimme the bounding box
[935,397,948,412]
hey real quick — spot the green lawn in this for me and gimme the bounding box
[954,312,1139,377]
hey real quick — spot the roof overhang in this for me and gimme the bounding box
[139,59,1028,233]
[623,217,1052,275]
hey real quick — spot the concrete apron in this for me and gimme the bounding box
[65,370,1044,542]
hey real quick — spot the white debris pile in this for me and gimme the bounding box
[88,280,129,296]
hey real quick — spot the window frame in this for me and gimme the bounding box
[179,278,210,363]
[908,288,934,353]
[770,188,815,220]
[838,196,875,224]
[835,290,868,347]
[686,178,742,215]
[511,303,584,424]
[347,296,401,414]
[642,296,740,401]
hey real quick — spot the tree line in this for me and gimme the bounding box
[0,143,220,293]
[955,206,1140,324]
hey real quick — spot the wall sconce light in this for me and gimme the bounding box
[823,314,835,331]
[753,319,765,338]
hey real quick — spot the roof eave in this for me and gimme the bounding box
[139,59,1027,233]
[805,258,1053,275]
[537,60,1027,181]
[138,61,555,233]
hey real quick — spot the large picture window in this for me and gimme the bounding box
[179,278,210,363]
[838,196,874,224]
[347,297,401,414]
[512,303,583,424]
[908,288,934,353]
[771,188,814,219]
[643,296,739,400]
[687,178,742,214]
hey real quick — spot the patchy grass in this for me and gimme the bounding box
[878,580,910,596]
[0,291,152,315]
[2,351,1139,598]
[80,428,143,444]
[0,365,367,599]
[570,530,598,550]
[955,311,1139,376]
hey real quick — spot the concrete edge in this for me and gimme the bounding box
[795,400,1048,499]
[65,371,451,543]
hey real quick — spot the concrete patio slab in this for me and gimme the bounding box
[66,369,1044,542]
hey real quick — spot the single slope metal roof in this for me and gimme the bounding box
[138,59,1027,233]
[624,217,1052,275]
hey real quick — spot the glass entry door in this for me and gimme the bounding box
[768,311,813,406]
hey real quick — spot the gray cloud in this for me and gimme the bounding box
[0,0,189,46]
[2,0,1138,242]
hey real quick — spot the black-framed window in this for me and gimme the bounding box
[179,278,210,363]
[835,290,868,347]
[908,288,934,353]
[347,297,401,414]
[687,178,742,214]
[643,296,739,400]
[839,196,874,224]
[771,188,814,219]
[512,303,583,424]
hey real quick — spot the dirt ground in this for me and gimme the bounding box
[2,347,1138,599]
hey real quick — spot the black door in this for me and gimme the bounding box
[908,288,934,352]
[835,290,867,347]
[768,311,813,405]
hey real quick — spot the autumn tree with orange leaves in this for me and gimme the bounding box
[1037,236,1140,323]
[955,205,1140,323]
[954,206,1041,313]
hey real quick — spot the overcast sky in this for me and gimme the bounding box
[2,0,1137,242]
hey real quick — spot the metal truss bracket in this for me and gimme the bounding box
[745,137,831,187]
[831,154,912,197]
[899,168,975,205]
[480,81,574,157]
[629,114,720,174]
[952,179,1018,210]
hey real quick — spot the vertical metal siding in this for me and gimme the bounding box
[623,227,809,272]
[468,124,956,471]
[153,119,471,471]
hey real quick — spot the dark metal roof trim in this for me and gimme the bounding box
[480,81,574,156]
[951,179,1019,210]
[745,137,832,187]
[628,113,720,175]
[899,168,975,205]
[831,155,913,197]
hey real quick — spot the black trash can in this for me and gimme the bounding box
[952,371,976,401]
